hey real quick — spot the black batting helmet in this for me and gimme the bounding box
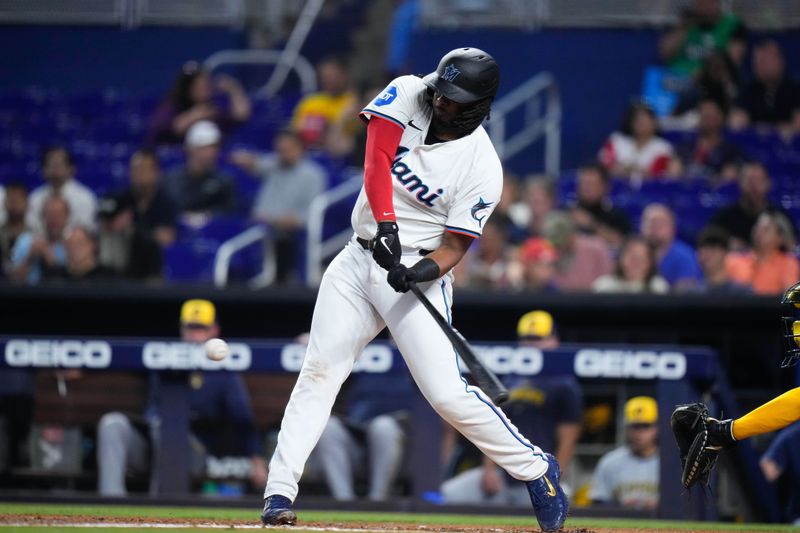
[423,47,500,104]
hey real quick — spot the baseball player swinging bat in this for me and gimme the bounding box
[408,281,509,405]
[263,47,568,533]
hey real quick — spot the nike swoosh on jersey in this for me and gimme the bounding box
[408,120,422,131]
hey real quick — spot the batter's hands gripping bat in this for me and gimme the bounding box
[408,282,509,405]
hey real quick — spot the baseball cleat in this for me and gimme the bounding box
[261,495,297,526]
[526,453,568,532]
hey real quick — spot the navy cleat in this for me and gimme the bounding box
[526,453,568,532]
[261,495,297,526]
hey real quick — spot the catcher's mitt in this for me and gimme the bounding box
[670,403,735,489]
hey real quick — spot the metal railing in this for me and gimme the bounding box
[305,177,363,286]
[487,71,561,175]
[213,225,276,288]
[212,176,362,288]
[203,0,323,98]
[203,50,317,98]
[262,0,324,98]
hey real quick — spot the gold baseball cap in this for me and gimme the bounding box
[180,299,216,327]
[624,396,658,425]
[517,310,555,339]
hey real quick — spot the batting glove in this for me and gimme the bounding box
[371,221,401,270]
[387,258,440,293]
[387,264,414,293]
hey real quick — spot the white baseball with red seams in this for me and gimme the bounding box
[265,75,549,502]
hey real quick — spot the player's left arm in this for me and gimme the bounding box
[386,231,472,293]
[555,423,581,475]
[554,380,583,474]
[427,231,474,274]
[760,428,790,482]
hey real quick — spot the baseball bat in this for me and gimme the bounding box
[408,282,509,405]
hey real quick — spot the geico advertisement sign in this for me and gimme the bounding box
[280,343,394,373]
[470,346,543,375]
[5,340,112,368]
[280,344,545,375]
[574,349,687,379]
[142,342,251,370]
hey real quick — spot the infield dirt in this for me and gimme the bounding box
[0,513,740,533]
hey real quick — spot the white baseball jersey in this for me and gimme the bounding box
[353,75,503,251]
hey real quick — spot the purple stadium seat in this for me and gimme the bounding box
[163,238,219,282]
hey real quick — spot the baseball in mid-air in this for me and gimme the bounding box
[205,338,229,361]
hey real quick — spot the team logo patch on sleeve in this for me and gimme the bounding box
[470,197,493,227]
[374,86,398,107]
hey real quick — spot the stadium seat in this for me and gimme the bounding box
[3,81,799,284]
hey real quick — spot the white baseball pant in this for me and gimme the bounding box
[265,238,548,500]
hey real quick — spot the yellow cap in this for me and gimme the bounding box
[180,299,216,326]
[583,403,613,433]
[624,396,658,425]
[517,310,555,339]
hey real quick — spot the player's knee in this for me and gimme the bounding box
[318,416,348,446]
[369,415,401,435]
[367,415,403,442]
[97,412,129,441]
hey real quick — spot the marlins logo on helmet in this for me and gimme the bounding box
[442,64,461,82]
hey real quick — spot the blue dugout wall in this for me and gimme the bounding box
[0,335,728,520]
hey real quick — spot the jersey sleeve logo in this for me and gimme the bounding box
[374,85,398,107]
[442,64,461,82]
[470,197,493,227]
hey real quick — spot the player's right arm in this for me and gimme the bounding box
[363,117,403,269]
[360,77,420,270]
[363,117,402,224]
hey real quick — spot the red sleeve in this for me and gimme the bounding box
[649,154,671,176]
[599,138,616,169]
[364,116,404,223]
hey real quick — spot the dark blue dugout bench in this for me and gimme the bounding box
[0,336,773,521]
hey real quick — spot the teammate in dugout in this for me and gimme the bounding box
[672,281,800,489]
[97,299,266,496]
[261,48,569,532]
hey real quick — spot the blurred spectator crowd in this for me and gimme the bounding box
[458,0,800,296]
[0,56,367,285]
[0,0,798,292]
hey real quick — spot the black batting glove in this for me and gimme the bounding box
[387,264,416,293]
[387,258,440,293]
[371,221,401,270]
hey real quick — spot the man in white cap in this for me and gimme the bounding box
[165,120,236,215]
